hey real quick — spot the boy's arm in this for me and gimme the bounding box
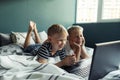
[38,58,48,63]
[80,37,90,59]
[33,23,41,43]
[55,60,64,67]
[81,45,90,59]
[73,42,81,62]
[74,37,89,61]
[55,55,76,67]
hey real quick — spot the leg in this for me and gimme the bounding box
[33,23,41,43]
[24,21,35,48]
[24,21,41,48]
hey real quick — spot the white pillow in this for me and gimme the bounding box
[85,47,94,57]
[32,31,48,43]
[10,32,35,47]
[39,31,48,43]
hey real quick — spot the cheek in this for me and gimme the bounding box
[55,41,62,47]
[58,41,63,45]
[58,41,66,47]
[71,38,77,42]
[69,40,75,45]
[57,42,61,46]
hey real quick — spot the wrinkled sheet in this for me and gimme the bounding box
[0,55,85,80]
[0,44,94,80]
[99,70,120,80]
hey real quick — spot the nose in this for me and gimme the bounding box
[77,36,82,40]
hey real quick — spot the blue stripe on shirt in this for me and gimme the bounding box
[37,42,66,60]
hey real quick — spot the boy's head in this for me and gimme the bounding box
[68,25,83,35]
[67,25,84,45]
[47,24,68,50]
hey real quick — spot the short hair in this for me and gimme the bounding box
[47,24,68,36]
[67,25,83,35]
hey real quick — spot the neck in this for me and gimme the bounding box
[51,47,57,55]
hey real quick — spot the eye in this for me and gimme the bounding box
[58,39,67,43]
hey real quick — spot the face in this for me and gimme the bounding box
[69,30,84,45]
[49,33,67,51]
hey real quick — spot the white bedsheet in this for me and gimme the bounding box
[0,55,85,80]
[99,70,120,80]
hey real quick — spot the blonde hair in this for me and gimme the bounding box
[67,25,83,35]
[47,24,68,36]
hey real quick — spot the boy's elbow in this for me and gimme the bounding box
[37,58,48,64]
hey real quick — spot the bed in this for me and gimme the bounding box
[0,32,94,80]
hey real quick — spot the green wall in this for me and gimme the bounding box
[0,0,75,33]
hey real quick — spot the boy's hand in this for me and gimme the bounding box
[62,55,76,66]
[73,37,85,48]
[73,42,81,49]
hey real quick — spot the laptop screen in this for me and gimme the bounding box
[89,40,120,80]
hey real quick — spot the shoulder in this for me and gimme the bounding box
[41,42,51,48]
[64,41,73,54]
[65,41,71,49]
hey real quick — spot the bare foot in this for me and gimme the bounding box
[33,23,37,31]
[29,21,35,31]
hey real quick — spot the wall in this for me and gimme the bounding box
[0,0,120,47]
[74,22,120,48]
[0,0,75,33]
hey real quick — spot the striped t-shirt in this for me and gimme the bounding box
[37,42,66,61]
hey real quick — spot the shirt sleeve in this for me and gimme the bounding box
[59,48,66,60]
[64,41,74,55]
[37,43,49,59]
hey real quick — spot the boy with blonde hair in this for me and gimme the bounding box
[66,25,89,61]
[63,25,91,78]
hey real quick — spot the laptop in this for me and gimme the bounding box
[88,40,120,80]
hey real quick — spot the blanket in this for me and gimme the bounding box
[99,69,120,80]
[0,44,94,80]
[0,55,84,80]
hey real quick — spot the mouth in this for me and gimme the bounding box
[75,41,80,44]
[58,45,64,50]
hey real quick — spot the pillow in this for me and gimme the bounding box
[32,31,48,43]
[10,32,35,47]
[85,47,94,57]
[0,33,12,46]
[39,31,48,43]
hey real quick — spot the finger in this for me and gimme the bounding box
[73,42,78,45]
[71,57,76,62]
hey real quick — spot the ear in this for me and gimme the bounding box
[48,36,52,41]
